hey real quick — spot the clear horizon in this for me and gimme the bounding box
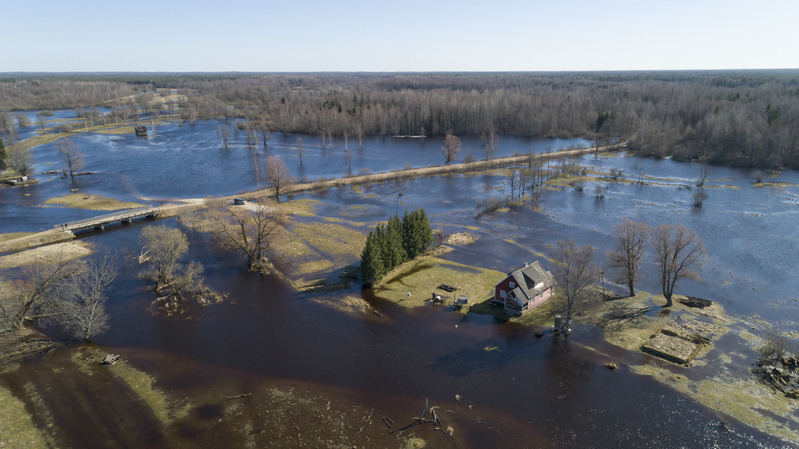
[7,0,799,72]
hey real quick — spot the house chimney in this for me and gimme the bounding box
[524,262,528,267]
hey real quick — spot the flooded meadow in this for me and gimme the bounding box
[2,116,799,448]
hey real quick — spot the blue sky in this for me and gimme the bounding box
[6,0,798,72]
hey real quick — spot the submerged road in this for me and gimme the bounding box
[0,143,624,254]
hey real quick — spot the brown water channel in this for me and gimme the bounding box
[4,204,796,447]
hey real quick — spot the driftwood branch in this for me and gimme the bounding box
[226,393,253,400]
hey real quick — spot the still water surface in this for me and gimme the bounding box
[2,118,798,447]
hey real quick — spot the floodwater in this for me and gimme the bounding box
[2,115,799,448]
[0,119,589,233]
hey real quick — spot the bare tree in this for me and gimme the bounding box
[692,191,708,208]
[16,113,31,128]
[296,136,304,166]
[246,126,258,149]
[257,120,271,149]
[550,239,600,331]
[36,111,49,130]
[138,225,189,292]
[55,253,117,341]
[441,131,461,165]
[6,143,32,176]
[218,125,231,149]
[484,125,498,170]
[653,223,706,307]
[696,166,708,187]
[0,256,81,332]
[265,156,295,203]
[166,260,206,300]
[607,219,651,297]
[209,202,286,272]
[56,137,84,177]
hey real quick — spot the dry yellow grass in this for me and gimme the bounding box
[44,193,145,211]
[0,241,92,270]
[0,232,33,243]
[279,199,319,216]
[274,221,366,292]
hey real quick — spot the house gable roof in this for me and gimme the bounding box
[506,261,555,302]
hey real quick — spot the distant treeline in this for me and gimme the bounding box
[1,71,799,168]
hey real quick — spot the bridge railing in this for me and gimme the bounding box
[54,207,158,229]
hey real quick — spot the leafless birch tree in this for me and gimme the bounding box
[550,239,600,330]
[653,223,706,307]
[209,202,286,272]
[441,131,461,165]
[265,156,295,203]
[607,219,651,297]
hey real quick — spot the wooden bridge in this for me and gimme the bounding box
[55,208,159,233]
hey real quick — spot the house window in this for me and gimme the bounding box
[500,290,507,299]
[509,281,515,288]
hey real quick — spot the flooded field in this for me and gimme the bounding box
[2,115,799,448]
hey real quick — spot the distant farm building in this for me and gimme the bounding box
[134,126,148,137]
[493,261,556,315]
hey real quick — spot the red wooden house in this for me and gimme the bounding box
[493,261,556,315]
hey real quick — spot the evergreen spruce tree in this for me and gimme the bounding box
[386,213,407,267]
[402,210,415,259]
[374,223,389,271]
[361,208,433,287]
[403,208,434,259]
[360,231,385,286]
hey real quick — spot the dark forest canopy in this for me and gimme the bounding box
[2,71,799,168]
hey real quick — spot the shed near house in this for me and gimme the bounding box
[493,261,556,315]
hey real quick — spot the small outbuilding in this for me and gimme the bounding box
[134,125,148,137]
[493,261,556,315]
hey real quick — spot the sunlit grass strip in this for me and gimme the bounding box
[0,383,53,449]
[0,232,33,243]
[372,255,505,309]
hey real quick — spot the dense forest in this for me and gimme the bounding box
[1,71,798,168]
